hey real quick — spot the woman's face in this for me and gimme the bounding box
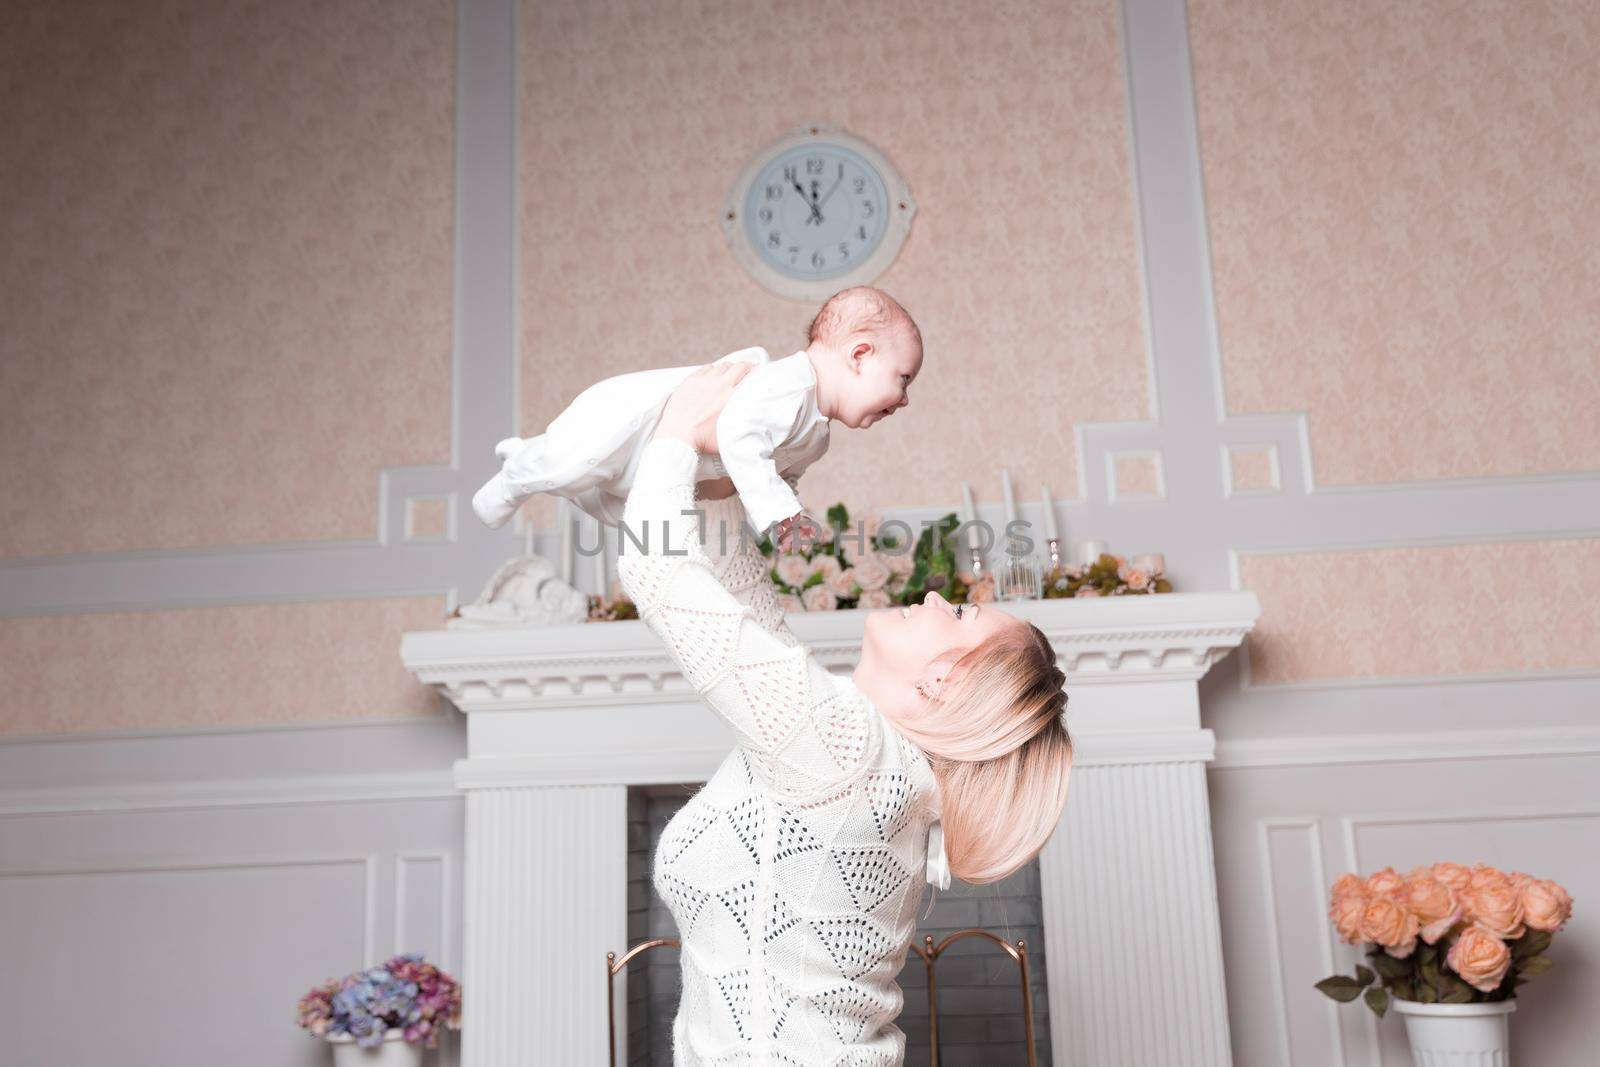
[856,589,1023,696]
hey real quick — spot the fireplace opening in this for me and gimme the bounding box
[625,785,1054,1064]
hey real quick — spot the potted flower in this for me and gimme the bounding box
[297,952,462,1064]
[1316,863,1573,1063]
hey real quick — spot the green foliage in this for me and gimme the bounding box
[1313,976,1364,1003]
[1364,986,1390,1018]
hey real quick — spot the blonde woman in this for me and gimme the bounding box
[616,361,1074,1066]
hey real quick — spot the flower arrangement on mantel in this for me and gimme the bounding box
[588,504,1173,620]
[1316,864,1573,1016]
[296,953,461,1049]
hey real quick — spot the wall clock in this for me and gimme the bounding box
[722,122,916,302]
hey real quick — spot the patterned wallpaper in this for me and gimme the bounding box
[516,0,1149,528]
[0,0,455,558]
[1238,538,1600,685]
[1189,0,1600,486]
[0,596,445,737]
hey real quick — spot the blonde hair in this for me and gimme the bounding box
[884,622,1073,885]
[806,286,923,353]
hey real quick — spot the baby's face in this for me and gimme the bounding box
[839,330,922,430]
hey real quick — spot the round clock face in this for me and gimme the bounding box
[741,143,892,281]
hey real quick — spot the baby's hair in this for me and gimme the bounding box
[806,286,923,353]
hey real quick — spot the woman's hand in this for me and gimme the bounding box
[654,361,754,455]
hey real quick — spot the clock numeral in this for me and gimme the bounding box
[861,200,875,218]
[765,184,782,201]
[838,242,850,259]
[857,225,868,241]
[805,156,824,175]
[852,177,865,194]
[768,231,781,248]
[811,250,825,269]
[787,246,799,264]
[758,207,773,224]
[782,165,798,183]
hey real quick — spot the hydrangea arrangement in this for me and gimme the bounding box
[1316,863,1573,1016]
[296,952,462,1049]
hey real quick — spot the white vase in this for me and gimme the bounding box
[326,1028,424,1067]
[1392,999,1516,1066]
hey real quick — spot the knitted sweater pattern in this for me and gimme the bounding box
[616,437,942,1066]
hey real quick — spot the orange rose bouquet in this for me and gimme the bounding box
[1316,863,1573,1016]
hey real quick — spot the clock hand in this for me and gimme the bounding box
[817,164,845,211]
[789,178,824,226]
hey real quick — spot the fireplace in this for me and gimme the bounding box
[402,591,1258,1066]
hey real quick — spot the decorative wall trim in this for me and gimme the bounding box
[1255,818,1344,1067]
[0,770,460,817]
[396,850,455,970]
[0,852,382,966]
[1213,724,1600,770]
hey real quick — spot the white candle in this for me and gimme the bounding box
[960,482,979,550]
[592,517,609,599]
[1000,468,1019,526]
[1040,485,1058,542]
[1075,539,1108,567]
[558,500,574,584]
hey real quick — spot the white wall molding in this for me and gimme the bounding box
[0,769,459,817]
[1214,724,1600,770]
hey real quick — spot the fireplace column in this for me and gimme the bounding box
[457,778,627,1066]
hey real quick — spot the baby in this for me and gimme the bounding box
[472,286,922,549]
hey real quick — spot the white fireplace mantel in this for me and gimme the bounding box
[402,591,1259,1066]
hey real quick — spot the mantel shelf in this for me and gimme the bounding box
[401,591,1261,713]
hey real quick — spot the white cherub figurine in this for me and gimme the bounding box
[472,286,923,549]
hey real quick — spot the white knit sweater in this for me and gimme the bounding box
[616,437,948,1067]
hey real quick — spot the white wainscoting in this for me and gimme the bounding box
[1208,730,1600,1067]
[0,721,465,1067]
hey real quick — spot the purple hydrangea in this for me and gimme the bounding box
[296,952,462,1050]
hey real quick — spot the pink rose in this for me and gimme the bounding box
[1330,891,1368,944]
[1130,553,1165,577]
[885,549,916,576]
[860,512,883,542]
[857,589,892,609]
[808,554,842,583]
[1469,864,1509,891]
[1330,874,1365,901]
[1463,882,1526,939]
[853,555,891,592]
[777,593,804,613]
[1431,862,1472,893]
[1074,586,1101,598]
[800,585,838,612]
[1065,564,1085,580]
[1521,880,1573,933]
[1365,867,1407,900]
[966,575,996,603]
[826,565,858,598]
[1124,569,1151,591]
[1507,871,1535,891]
[1447,924,1512,993]
[1403,876,1463,945]
[1360,896,1420,958]
[776,554,810,587]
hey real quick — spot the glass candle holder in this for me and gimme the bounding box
[995,554,1043,601]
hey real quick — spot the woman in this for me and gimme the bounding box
[616,362,1074,1065]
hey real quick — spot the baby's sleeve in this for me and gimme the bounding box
[715,385,807,536]
[617,439,873,796]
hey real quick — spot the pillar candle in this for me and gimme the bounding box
[1000,468,1019,526]
[1040,485,1059,542]
[558,500,574,585]
[960,482,980,550]
[592,517,609,599]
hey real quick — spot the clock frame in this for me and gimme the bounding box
[722,122,916,303]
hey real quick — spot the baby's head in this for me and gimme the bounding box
[805,286,923,430]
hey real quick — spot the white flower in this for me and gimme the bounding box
[801,584,838,612]
[826,565,858,598]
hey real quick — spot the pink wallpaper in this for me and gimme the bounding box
[1189,0,1600,486]
[0,0,456,558]
[516,0,1149,525]
[1239,538,1600,685]
[0,596,446,737]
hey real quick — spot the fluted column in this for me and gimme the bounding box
[459,783,628,1066]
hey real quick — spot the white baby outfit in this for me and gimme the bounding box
[473,346,831,534]
[616,437,952,1067]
